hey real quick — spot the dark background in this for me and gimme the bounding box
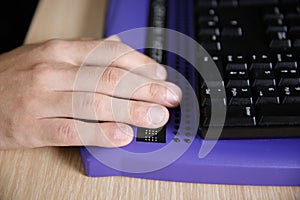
[0,0,39,54]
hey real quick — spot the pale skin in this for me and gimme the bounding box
[0,37,182,149]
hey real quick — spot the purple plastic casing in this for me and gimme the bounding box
[79,0,300,185]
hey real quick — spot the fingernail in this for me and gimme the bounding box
[166,83,181,105]
[114,125,133,141]
[156,65,167,80]
[148,106,165,125]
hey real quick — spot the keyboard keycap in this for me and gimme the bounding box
[286,14,300,26]
[219,0,238,7]
[201,41,222,51]
[252,79,276,87]
[294,39,300,48]
[226,63,247,70]
[227,79,250,87]
[275,61,298,69]
[256,104,300,126]
[224,105,256,127]
[227,86,253,105]
[197,0,218,8]
[278,78,300,86]
[253,86,280,104]
[198,28,220,36]
[239,0,278,6]
[226,70,249,80]
[221,27,243,37]
[279,86,300,103]
[250,62,273,70]
[251,69,275,79]
[276,69,300,78]
[266,26,287,33]
[289,26,300,38]
[269,39,292,49]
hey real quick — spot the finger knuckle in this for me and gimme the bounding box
[79,95,93,111]
[148,83,163,99]
[100,67,125,88]
[56,122,78,145]
[41,39,68,54]
[107,41,130,54]
[78,93,104,115]
[93,96,105,114]
[31,62,54,84]
[129,102,147,126]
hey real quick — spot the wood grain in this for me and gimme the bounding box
[0,0,299,199]
[0,147,299,200]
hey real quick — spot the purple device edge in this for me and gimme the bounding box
[79,0,300,186]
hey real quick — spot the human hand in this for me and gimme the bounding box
[0,38,182,149]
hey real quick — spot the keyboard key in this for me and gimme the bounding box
[201,104,256,127]
[227,79,250,87]
[219,0,238,7]
[226,70,249,80]
[289,26,300,38]
[268,31,287,40]
[201,98,227,127]
[251,69,275,79]
[252,79,276,87]
[279,86,300,103]
[201,41,222,51]
[226,63,247,70]
[198,28,220,36]
[264,14,284,21]
[197,0,218,8]
[227,86,253,105]
[253,86,280,104]
[256,104,300,126]
[280,0,299,4]
[240,0,278,6]
[221,27,243,37]
[198,15,219,23]
[278,78,300,86]
[286,14,300,26]
[200,86,226,106]
[275,61,298,69]
[266,26,287,33]
[276,68,300,78]
[294,39,300,48]
[250,62,273,70]
[276,54,298,63]
[224,105,256,127]
[198,20,218,28]
[269,39,292,49]
[264,18,284,26]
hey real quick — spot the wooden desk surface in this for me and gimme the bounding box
[1,0,300,199]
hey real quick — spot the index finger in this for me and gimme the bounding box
[39,38,167,80]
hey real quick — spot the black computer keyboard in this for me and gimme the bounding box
[192,0,300,139]
[146,0,300,139]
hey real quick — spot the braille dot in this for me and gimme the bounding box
[173,138,180,143]
[184,138,191,143]
[185,132,191,137]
